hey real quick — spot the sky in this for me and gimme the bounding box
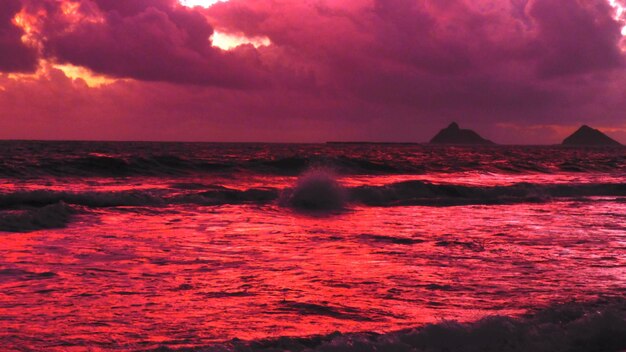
[0,0,625,143]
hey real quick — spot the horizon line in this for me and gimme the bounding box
[0,138,623,146]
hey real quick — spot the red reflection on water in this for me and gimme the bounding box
[1,174,625,350]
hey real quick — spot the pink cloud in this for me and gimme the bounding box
[1,0,626,143]
[530,0,624,77]
[35,0,273,87]
[0,0,38,72]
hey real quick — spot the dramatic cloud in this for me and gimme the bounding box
[0,0,38,72]
[35,0,272,87]
[205,0,626,123]
[530,0,624,77]
[1,0,626,143]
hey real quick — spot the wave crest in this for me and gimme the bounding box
[349,181,626,206]
[281,169,347,212]
[151,298,626,352]
[0,202,73,232]
[2,181,626,211]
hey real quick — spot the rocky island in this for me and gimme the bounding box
[562,125,621,146]
[430,122,494,145]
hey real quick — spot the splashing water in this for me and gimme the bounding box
[282,168,347,212]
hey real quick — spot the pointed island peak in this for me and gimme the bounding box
[562,125,621,146]
[447,122,460,130]
[430,122,494,145]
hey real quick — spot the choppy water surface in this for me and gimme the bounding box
[0,142,625,350]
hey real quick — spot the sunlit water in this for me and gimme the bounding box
[0,142,625,350]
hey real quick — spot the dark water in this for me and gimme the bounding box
[2,141,626,177]
[0,141,625,351]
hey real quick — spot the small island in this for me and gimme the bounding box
[561,125,622,146]
[430,122,495,145]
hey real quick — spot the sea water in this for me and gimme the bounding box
[0,141,624,350]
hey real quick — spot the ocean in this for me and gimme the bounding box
[0,141,624,351]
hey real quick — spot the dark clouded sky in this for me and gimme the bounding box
[1,0,625,143]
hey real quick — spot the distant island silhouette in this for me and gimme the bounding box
[562,125,622,146]
[430,122,494,145]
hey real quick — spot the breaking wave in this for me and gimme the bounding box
[280,169,347,212]
[0,202,73,232]
[0,189,167,208]
[2,180,625,232]
[0,188,280,210]
[1,182,626,211]
[349,181,626,206]
[150,298,626,352]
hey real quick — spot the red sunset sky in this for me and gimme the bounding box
[1,0,625,143]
